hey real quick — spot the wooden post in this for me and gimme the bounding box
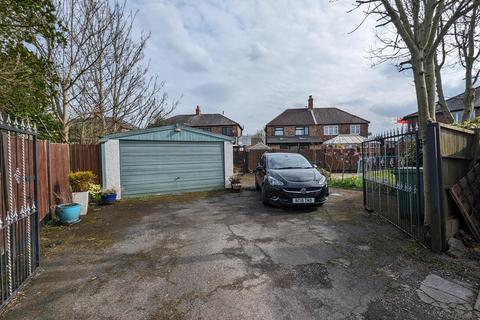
[426,123,446,252]
[470,128,480,169]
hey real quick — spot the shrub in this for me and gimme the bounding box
[68,171,96,192]
[229,174,241,184]
[328,176,362,189]
[101,188,117,196]
[88,183,101,201]
[455,116,480,130]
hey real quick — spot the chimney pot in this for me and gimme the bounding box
[195,105,201,115]
[308,95,314,109]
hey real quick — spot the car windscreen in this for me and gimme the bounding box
[267,154,312,169]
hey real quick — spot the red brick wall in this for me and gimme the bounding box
[194,125,242,137]
[407,108,480,127]
[266,123,369,142]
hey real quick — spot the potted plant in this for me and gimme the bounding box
[53,191,81,224]
[56,203,81,224]
[229,175,242,192]
[100,188,117,205]
[68,171,96,216]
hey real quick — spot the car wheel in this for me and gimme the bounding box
[261,185,270,206]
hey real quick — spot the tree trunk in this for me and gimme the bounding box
[412,55,432,226]
[463,63,475,121]
[434,55,454,124]
[425,58,437,122]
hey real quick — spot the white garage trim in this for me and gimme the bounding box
[224,141,233,188]
[102,139,122,199]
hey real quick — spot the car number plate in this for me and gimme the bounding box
[292,198,315,204]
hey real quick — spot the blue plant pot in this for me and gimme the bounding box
[101,193,117,205]
[56,203,81,224]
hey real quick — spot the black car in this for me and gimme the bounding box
[254,153,329,206]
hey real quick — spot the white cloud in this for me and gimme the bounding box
[128,0,464,135]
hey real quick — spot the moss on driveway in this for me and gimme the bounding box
[2,189,479,320]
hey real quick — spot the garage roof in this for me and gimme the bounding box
[99,124,235,143]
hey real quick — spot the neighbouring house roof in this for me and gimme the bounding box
[403,86,480,119]
[323,134,367,145]
[162,113,242,128]
[248,142,271,150]
[266,107,369,126]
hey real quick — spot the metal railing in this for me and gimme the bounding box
[362,127,426,244]
[0,115,39,308]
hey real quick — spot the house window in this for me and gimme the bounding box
[350,124,361,135]
[274,127,284,136]
[295,126,309,136]
[452,111,463,123]
[280,144,289,150]
[222,127,233,136]
[324,125,338,136]
[203,127,212,132]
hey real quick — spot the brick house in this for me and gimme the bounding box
[403,86,480,126]
[265,96,369,150]
[163,106,243,142]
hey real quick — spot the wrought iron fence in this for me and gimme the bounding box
[361,128,426,244]
[0,115,39,308]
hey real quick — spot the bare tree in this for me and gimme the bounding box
[72,1,177,142]
[453,5,480,121]
[353,0,479,225]
[33,0,113,142]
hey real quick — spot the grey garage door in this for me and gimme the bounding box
[120,140,225,197]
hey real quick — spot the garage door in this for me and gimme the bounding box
[120,141,225,197]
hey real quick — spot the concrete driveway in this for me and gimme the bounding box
[3,189,479,320]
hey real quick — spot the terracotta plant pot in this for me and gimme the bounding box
[231,183,242,192]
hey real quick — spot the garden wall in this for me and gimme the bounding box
[37,142,101,221]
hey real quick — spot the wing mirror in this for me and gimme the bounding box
[312,164,318,169]
[255,165,264,173]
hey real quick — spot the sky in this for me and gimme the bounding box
[127,0,465,135]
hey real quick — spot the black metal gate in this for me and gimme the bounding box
[361,128,426,244]
[0,115,39,308]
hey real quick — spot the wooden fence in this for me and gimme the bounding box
[37,142,101,221]
[244,147,361,173]
[437,124,479,239]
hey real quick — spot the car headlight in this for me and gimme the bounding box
[313,175,327,186]
[267,175,284,186]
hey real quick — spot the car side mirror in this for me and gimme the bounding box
[255,165,264,173]
[312,164,318,169]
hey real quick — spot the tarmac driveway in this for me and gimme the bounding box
[3,188,480,320]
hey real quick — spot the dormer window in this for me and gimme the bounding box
[295,126,309,136]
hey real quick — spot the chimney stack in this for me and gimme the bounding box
[195,105,201,115]
[308,95,314,109]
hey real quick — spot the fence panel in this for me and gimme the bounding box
[245,147,361,173]
[362,129,426,244]
[48,144,70,214]
[36,141,49,221]
[69,144,101,182]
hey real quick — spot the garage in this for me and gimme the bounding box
[100,125,234,198]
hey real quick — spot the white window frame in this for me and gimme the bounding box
[452,111,463,123]
[274,127,284,136]
[350,124,361,135]
[324,125,338,136]
[295,126,309,136]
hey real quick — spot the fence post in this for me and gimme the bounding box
[361,142,367,207]
[426,123,446,252]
